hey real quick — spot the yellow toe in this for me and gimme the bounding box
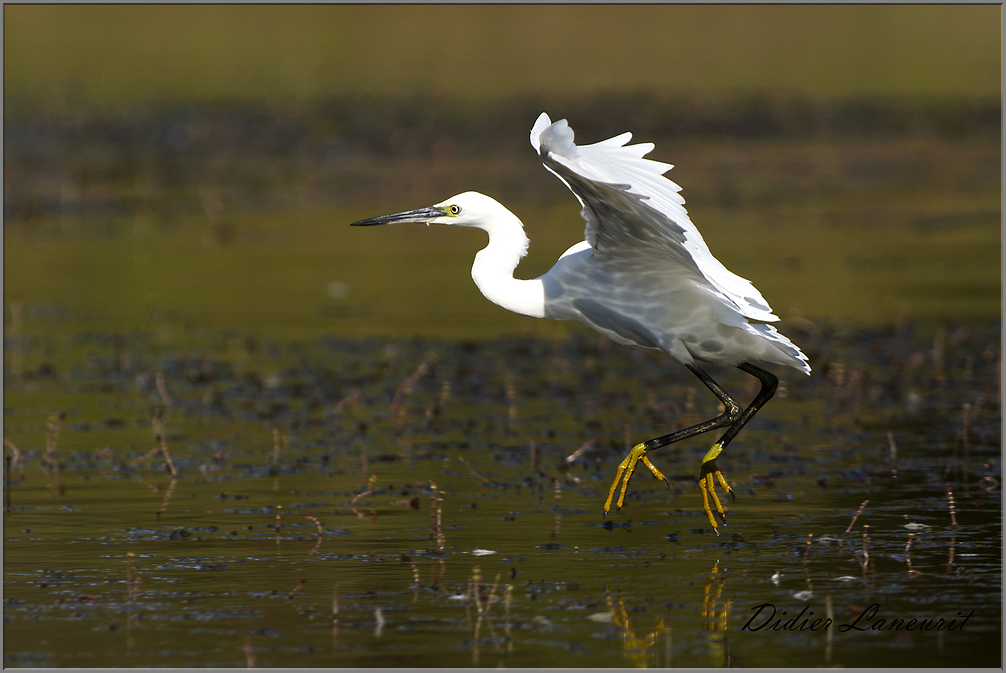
[699,444,732,535]
[603,442,652,514]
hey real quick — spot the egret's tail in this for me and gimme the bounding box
[745,323,811,375]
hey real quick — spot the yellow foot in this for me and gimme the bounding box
[603,442,669,515]
[699,442,734,535]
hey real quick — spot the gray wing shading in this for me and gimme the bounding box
[530,112,778,324]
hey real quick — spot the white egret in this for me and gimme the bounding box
[351,113,810,533]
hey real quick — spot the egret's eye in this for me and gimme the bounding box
[448,205,461,216]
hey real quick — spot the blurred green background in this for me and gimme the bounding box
[4,5,1001,355]
[5,5,1001,102]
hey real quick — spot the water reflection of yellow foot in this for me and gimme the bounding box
[701,561,731,631]
[605,589,668,668]
[701,561,732,667]
[699,443,734,535]
[602,442,669,515]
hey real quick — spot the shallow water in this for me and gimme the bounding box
[4,323,1001,667]
[4,107,1001,666]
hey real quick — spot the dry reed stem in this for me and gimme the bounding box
[45,411,63,459]
[275,505,282,545]
[351,474,379,521]
[129,447,162,468]
[151,406,166,441]
[961,400,980,495]
[458,457,490,484]
[332,388,362,415]
[132,475,161,494]
[130,439,177,479]
[350,487,377,507]
[126,552,135,602]
[844,500,869,534]
[429,480,438,548]
[350,492,378,520]
[4,438,23,473]
[44,412,65,495]
[472,566,484,615]
[156,435,178,478]
[463,574,474,623]
[243,631,255,668]
[858,525,871,573]
[157,476,177,519]
[485,572,501,617]
[946,534,956,573]
[288,577,307,599]
[214,444,227,465]
[529,440,539,471]
[391,353,437,430]
[904,531,921,577]
[429,480,446,551]
[946,484,958,527]
[272,427,283,465]
[94,447,120,478]
[564,435,602,464]
[305,515,324,553]
[436,502,445,551]
[431,557,446,588]
[155,373,174,408]
[304,516,323,536]
[801,534,814,595]
[504,584,513,651]
[351,472,378,501]
[506,378,518,426]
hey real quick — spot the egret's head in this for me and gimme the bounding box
[350,191,505,229]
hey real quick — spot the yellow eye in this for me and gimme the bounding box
[448,205,461,216]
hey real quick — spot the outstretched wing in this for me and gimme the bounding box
[530,112,778,324]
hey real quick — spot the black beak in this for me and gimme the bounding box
[350,206,445,227]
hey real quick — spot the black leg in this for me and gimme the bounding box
[711,363,778,449]
[636,363,742,457]
[699,362,778,531]
[603,361,779,535]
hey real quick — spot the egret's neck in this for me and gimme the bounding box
[470,211,545,319]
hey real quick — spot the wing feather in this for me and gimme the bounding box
[530,112,777,323]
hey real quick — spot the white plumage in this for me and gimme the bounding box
[526,112,810,375]
[352,112,811,532]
